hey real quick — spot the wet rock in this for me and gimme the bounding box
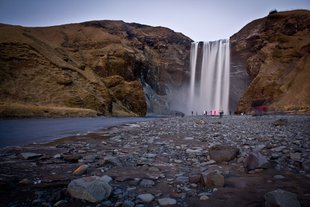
[122,200,134,207]
[53,154,62,159]
[19,178,32,185]
[244,151,269,171]
[63,154,81,163]
[53,200,68,206]
[137,193,155,202]
[139,179,155,187]
[290,153,302,161]
[144,153,157,159]
[158,197,177,206]
[200,195,209,200]
[104,156,122,166]
[273,175,285,180]
[273,118,288,127]
[205,160,216,165]
[176,175,189,183]
[72,164,88,175]
[186,147,203,155]
[20,152,42,159]
[201,171,224,187]
[67,176,112,203]
[82,154,97,163]
[264,189,301,207]
[209,145,239,162]
[271,146,286,152]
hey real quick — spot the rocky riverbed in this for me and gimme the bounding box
[0,115,309,207]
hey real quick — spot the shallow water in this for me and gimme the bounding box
[0,116,158,148]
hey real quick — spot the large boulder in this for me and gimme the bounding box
[243,151,269,171]
[67,176,112,203]
[209,145,239,162]
[264,189,301,207]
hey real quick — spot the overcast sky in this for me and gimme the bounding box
[0,0,309,41]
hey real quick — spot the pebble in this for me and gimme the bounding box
[20,152,42,159]
[273,175,285,180]
[137,193,155,202]
[158,197,177,206]
[72,164,88,175]
[139,179,155,187]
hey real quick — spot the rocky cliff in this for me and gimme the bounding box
[0,21,191,117]
[231,10,310,114]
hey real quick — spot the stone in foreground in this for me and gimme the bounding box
[264,189,301,207]
[201,171,225,187]
[209,145,239,162]
[244,151,269,171]
[158,197,177,206]
[67,176,112,203]
[137,193,155,203]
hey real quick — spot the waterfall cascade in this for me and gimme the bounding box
[188,40,230,115]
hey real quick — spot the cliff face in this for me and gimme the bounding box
[0,21,191,117]
[230,10,310,114]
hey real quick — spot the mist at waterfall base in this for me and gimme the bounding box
[170,39,230,116]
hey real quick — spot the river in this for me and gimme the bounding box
[0,116,160,148]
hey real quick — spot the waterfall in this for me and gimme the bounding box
[188,40,230,115]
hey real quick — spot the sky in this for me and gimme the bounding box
[0,0,309,41]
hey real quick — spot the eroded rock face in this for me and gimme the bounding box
[230,10,310,114]
[0,20,191,117]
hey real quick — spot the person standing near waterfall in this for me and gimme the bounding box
[220,110,224,118]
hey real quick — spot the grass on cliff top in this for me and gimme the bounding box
[0,102,98,118]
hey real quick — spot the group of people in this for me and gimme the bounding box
[191,110,225,118]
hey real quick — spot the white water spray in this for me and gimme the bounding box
[187,40,230,115]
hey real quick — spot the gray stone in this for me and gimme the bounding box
[144,153,157,159]
[200,195,209,200]
[244,151,269,171]
[104,156,122,166]
[264,189,301,207]
[290,153,302,161]
[209,145,239,162]
[272,146,286,152]
[175,175,189,183]
[201,171,224,187]
[273,175,285,180]
[122,200,134,207]
[67,176,112,203]
[158,197,177,206]
[139,179,155,187]
[186,147,203,155]
[20,152,42,159]
[19,178,32,185]
[63,154,81,163]
[53,200,68,207]
[137,193,155,202]
[273,118,288,126]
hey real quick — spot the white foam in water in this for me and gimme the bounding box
[188,40,230,115]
